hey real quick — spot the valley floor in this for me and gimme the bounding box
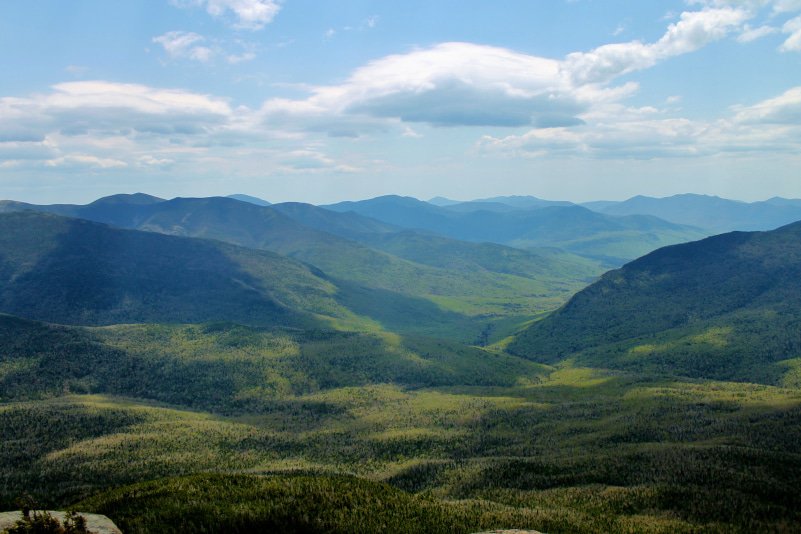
[3,364,801,533]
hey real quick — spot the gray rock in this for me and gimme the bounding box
[0,511,121,534]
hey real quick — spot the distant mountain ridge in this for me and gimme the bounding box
[325,195,706,262]
[227,194,271,206]
[582,193,801,233]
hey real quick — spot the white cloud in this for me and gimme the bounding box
[733,86,801,122]
[65,65,89,76]
[261,42,589,132]
[564,8,749,84]
[259,6,763,135]
[153,31,214,62]
[479,87,801,159]
[226,51,256,63]
[0,140,56,160]
[773,0,801,13]
[138,155,175,167]
[737,24,779,41]
[780,15,801,50]
[0,80,368,181]
[0,81,237,172]
[45,154,128,169]
[171,0,281,30]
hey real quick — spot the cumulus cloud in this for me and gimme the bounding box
[733,86,801,122]
[153,31,213,62]
[0,80,364,180]
[3,2,800,178]
[0,81,239,173]
[171,0,281,30]
[479,87,801,159]
[0,81,233,138]
[258,6,764,135]
[262,42,592,132]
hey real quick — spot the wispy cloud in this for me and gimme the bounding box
[737,24,778,42]
[153,31,214,62]
[780,15,801,50]
[153,31,258,64]
[170,0,281,30]
[45,154,128,169]
[565,8,749,84]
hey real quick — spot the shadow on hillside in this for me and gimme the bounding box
[0,214,310,328]
[333,279,485,341]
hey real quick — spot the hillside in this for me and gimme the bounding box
[0,212,357,329]
[0,196,606,339]
[270,202,602,280]
[0,313,545,410]
[510,221,801,383]
[585,193,801,233]
[76,474,500,534]
[325,195,705,262]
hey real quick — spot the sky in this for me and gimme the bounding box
[1,0,801,204]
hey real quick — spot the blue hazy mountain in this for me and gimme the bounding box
[227,194,271,206]
[583,193,801,233]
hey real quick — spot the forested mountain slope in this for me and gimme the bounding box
[0,212,352,328]
[510,221,801,384]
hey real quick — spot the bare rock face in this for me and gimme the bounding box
[0,511,122,534]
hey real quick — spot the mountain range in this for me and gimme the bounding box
[2,191,801,532]
[325,195,706,262]
[430,192,801,234]
[583,193,801,233]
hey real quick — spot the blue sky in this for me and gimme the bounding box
[1,0,801,204]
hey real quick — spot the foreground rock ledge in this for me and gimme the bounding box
[0,511,121,534]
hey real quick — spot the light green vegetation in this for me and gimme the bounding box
[0,316,548,411]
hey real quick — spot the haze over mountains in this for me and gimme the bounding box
[0,195,605,341]
[429,193,801,233]
[584,194,801,233]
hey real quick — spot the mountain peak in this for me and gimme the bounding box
[227,194,271,206]
[90,193,164,206]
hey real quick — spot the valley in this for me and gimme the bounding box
[2,193,801,532]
